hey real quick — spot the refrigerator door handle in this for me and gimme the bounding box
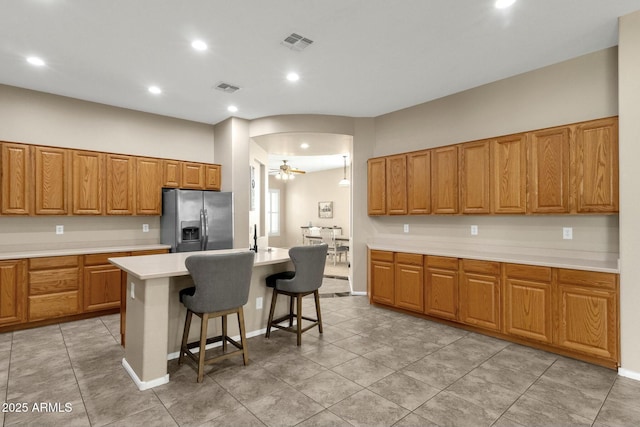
[202,209,209,250]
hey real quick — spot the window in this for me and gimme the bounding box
[268,189,280,236]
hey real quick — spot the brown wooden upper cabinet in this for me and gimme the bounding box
[136,157,162,215]
[460,140,490,214]
[431,145,459,214]
[106,154,135,215]
[491,134,527,214]
[1,143,31,215]
[181,162,205,189]
[368,158,387,215]
[407,150,431,214]
[162,159,181,188]
[72,150,104,215]
[205,164,221,191]
[34,146,69,215]
[386,154,407,215]
[575,117,619,213]
[527,126,571,214]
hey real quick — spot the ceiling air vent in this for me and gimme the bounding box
[214,82,241,93]
[281,33,313,51]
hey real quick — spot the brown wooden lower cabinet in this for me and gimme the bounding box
[394,253,423,313]
[28,256,82,321]
[368,249,620,367]
[459,259,501,332]
[83,252,128,312]
[0,260,27,326]
[425,256,458,320]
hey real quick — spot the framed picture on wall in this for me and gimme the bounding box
[318,201,333,218]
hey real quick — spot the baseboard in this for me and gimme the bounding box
[618,368,640,381]
[122,358,169,391]
[350,291,367,296]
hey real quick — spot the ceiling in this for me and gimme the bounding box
[2,0,639,172]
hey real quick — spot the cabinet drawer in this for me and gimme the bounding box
[29,255,79,270]
[426,255,458,270]
[504,263,552,282]
[557,269,617,290]
[29,268,79,295]
[28,291,80,321]
[84,252,129,266]
[395,252,422,266]
[462,259,500,275]
[370,250,394,262]
[130,249,169,256]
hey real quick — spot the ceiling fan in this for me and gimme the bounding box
[270,160,306,181]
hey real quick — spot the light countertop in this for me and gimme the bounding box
[109,247,291,280]
[0,244,171,261]
[368,238,619,273]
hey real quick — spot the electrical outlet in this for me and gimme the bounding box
[256,297,263,310]
[403,224,409,233]
[563,227,573,240]
[471,225,478,236]
[56,225,64,235]
[142,224,149,232]
[130,282,135,299]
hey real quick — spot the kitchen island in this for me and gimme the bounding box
[109,247,293,390]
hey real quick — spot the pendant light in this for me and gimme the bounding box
[338,155,350,187]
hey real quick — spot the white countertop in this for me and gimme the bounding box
[368,238,619,273]
[0,244,171,261]
[109,247,291,280]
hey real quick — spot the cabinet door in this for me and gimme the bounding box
[1,143,31,215]
[431,146,459,214]
[0,260,27,326]
[72,150,104,215]
[386,154,407,215]
[407,150,431,214]
[556,268,618,361]
[459,260,501,331]
[503,264,552,344]
[528,127,571,213]
[106,154,134,215]
[181,162,205,189]
[162,159,181,188]
[425,257,458,320]
[460,141,490,214]
[83,265,122,312]
[492,134,527,214]
[368,158,386,215]
[394,253,423,312]
[34,146,69,215]
[370,255,394,306]
[575,117,618,213]
[136,157,162,215]
[205,164,221,190]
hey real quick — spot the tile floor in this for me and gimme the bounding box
[1,291,639,427]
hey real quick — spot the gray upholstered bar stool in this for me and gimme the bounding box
[179,251,255,382]
[265,244,328,346]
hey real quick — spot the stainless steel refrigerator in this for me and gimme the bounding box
[160,189,234,252]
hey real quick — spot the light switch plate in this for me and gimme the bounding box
[256,297,263,310]
[471,225,478,236]
[56,225,64,235]
[142,224,149,232]
[563,227,573,240]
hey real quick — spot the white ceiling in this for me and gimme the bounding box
[2,0,639,171]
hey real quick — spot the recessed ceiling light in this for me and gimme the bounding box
[495,0,516,9]
[227,105,238,113]
[148,86,162,94]
[26,56,45,66]
[300,143,309,149]
[286,72,300,82]
[191,40,208,51]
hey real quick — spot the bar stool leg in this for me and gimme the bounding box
[222,314,228,353]
[179,310,193,365]
[198,313,209,383]
[266,287,278,338]
[289,296,294,327]
[237,306,249,365]
[314,290,323,334]
[296,294,303,346]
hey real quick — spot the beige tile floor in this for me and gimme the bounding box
[1,291,639,427]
